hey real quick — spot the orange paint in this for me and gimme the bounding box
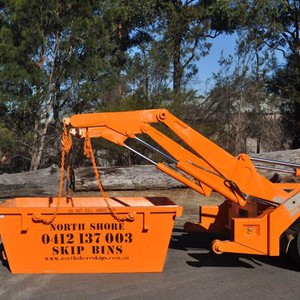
[0,197,182,273]
[67,109,300,258]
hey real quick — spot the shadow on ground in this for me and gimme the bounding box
[170,228,300,271]
[0,229,298,274]
[0,243,10,271]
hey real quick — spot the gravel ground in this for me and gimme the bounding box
[73,188,224,227]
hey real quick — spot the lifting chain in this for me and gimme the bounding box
[33,122,72,224]
[33,123,134,224]
[83,129,134,222]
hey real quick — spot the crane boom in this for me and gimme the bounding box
[66,109,300,259]
[68,109,291,206]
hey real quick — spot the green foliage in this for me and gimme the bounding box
[1,0,299,172]
[0,122,15,153]
[0,0,158,171]
[0,122,24,173]
[138,0,239,109]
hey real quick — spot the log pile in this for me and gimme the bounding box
[0,165,61,198]
[74,164,184,191]
[74,149,300,191]
[254,149,300,182]
[255,149,300,164]
[0,149,299,198]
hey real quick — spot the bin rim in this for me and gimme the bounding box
[0,196,183,217]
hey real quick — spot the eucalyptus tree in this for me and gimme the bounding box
[235,0,300,148]
[0,0,153,171]
[150,0,241,110]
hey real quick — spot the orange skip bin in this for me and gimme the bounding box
[0,196,182,274]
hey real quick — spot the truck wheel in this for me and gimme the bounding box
[288,232,300,267]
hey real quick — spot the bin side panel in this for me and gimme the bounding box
[0,210,177,273]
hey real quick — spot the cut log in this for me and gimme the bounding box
[75,149,300,191]
[1,149,299,198]
[74,165,185,191]
[0,164,62,198]
[254,149,300,182]
[254,149,300,164]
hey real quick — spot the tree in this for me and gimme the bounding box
[197,52,284,155]
[151,0,241,110]
[236,0,300,148]
[0,1,109,170]
[0,0,154,171]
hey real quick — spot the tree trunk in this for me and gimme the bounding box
[173,33,183,110]
[30,33,60,171]
[29,96,53,171]
[173,39,183,95]
[293,99,300,149]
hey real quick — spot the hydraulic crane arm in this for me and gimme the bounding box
[65,109,300,259]
[66,109,295,207]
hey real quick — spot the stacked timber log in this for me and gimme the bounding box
[252,149,300,182]
[74,149,300,191]
[74,164,184,192]
[0,149,299,198]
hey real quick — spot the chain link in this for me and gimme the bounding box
[83,129,134,222]
[33,122,72,224]
[33,124,134,224]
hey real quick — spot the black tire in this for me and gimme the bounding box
[288,232,300,267]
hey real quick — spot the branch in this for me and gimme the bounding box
[182,38,199,69]
[185,0,197,5]
[205,31,222,39]
[264,40,289,58]
[48,32,60,86]
[281,31,295,52]
[14,139,36,152]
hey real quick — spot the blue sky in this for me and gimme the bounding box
[191,33,287,95]
[190,34,238,94]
